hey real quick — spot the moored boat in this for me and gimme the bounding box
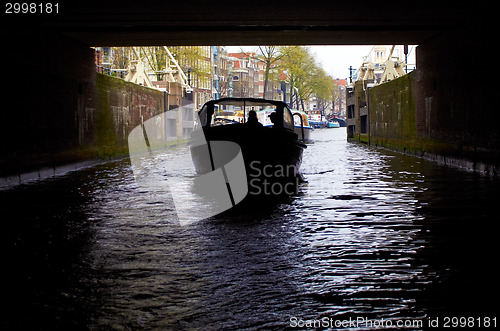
[291,109,314,143]
[307,110,327,128]
[327,120,340,128]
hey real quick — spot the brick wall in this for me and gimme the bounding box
[0,33,167,179]
[1,33,99,176]
[369,73,416,150]
[413,18,499,171]
[365,18,499,174]
[95,74,165,157]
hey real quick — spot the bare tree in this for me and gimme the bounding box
[257,46,283,99]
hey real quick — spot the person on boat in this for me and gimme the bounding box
[269,112,282,129]
[246,110,263,128]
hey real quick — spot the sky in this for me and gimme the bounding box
[226,45,417,80]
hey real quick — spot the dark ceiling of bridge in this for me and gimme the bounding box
[2,1,487,46]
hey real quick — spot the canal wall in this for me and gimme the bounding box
[94,73,166,158]
[354,19,499,175]
[1,33,97,183]
[411,20,499,174]
[368,73,417,153]
[0,33,185,187]
[368,71,498,175]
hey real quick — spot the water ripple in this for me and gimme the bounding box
[2,128,498,329]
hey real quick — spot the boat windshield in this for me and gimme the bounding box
[291,110,310,127]
[198,98,294,130]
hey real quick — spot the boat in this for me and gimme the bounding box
[214,110,244,124]
[291,109,314,143]
[307,110,327,128]
[335,118,347,127]
[327,120,340,128]
[253,108,313,143]
[190,98,307,201]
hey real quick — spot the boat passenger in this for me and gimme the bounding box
[246,110,263,128]
[269,112,280,128]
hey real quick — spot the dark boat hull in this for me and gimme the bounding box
[191,124,305,174]
[190,124,305,198]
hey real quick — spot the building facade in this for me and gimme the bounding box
[346,79,373,140]
[333,78,347,118]
[228,52,286,101]
[95,47,292,110]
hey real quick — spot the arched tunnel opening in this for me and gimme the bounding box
[0,1,496,179]
[0,2,498,329]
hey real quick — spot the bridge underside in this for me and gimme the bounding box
[3,1,486,46]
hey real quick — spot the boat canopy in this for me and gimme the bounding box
[291,109,311,127]
[198,98,294,131]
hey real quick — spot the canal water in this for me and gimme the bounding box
[2,128,497,329]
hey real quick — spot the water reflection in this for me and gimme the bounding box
[1,128,497,329]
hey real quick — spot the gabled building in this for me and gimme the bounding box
[229,52,259,98]
[333,78,347,118]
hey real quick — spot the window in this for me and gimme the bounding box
[347,105,355,119]
[360,115,368,133]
